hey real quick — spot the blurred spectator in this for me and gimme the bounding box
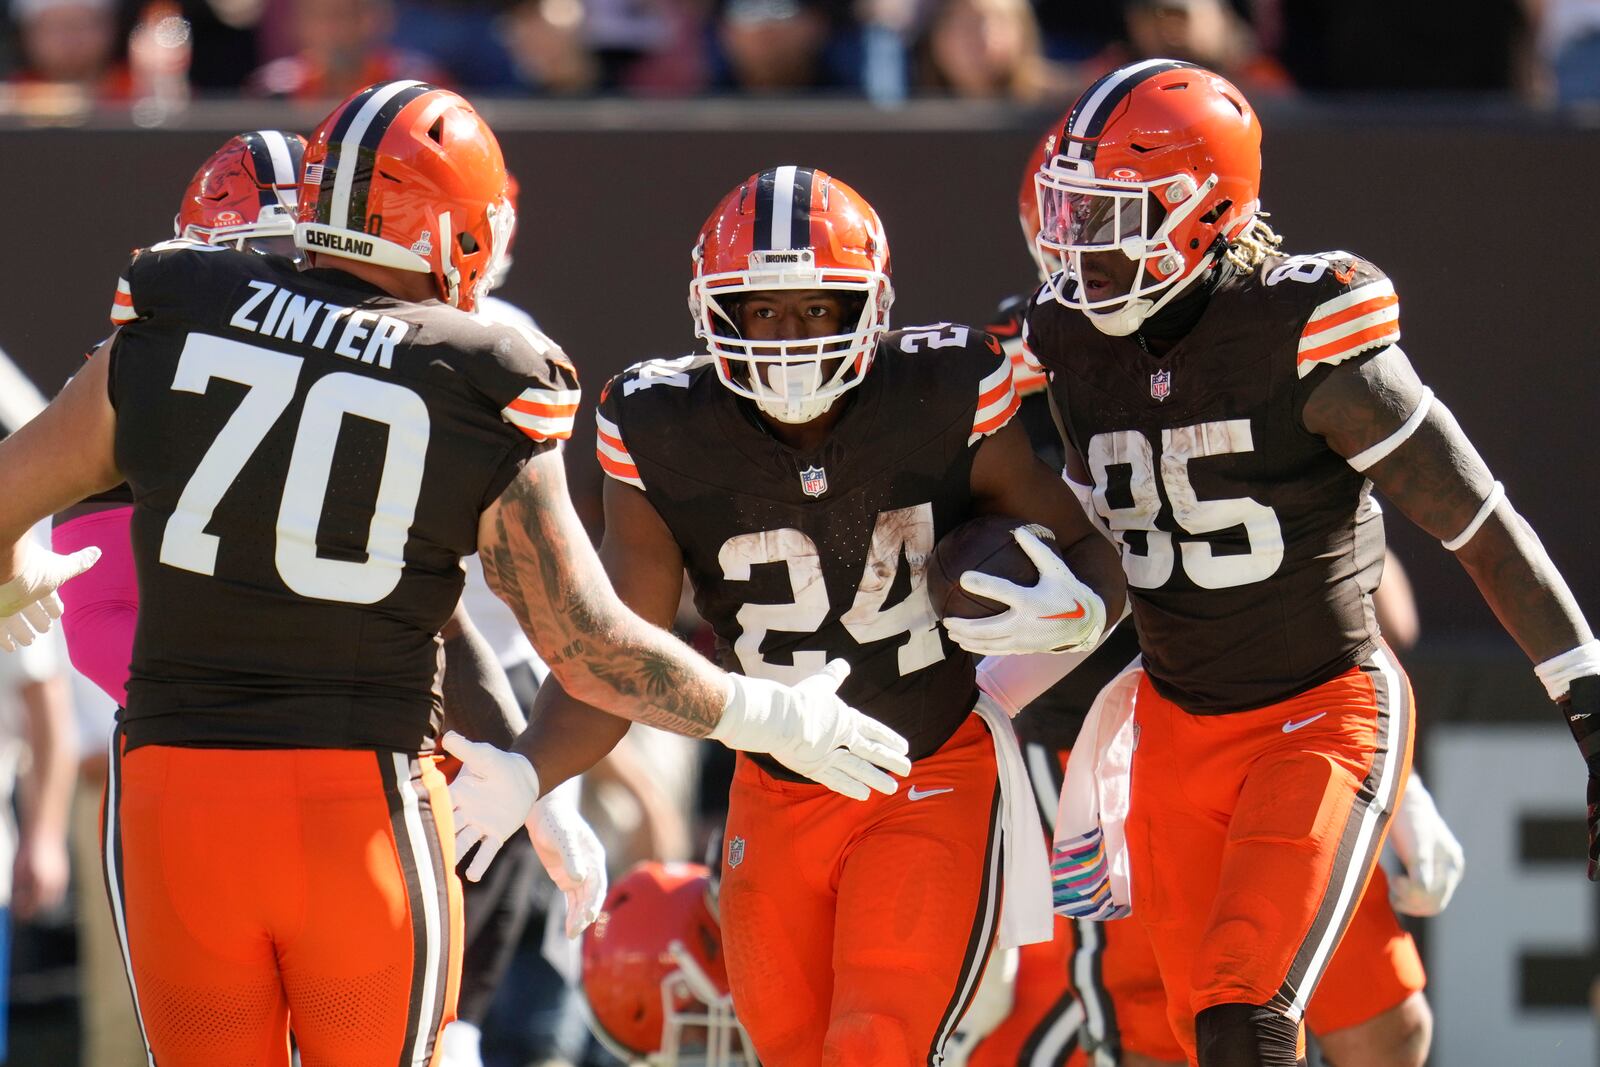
[716,0,842,93]
[1082,0,1293,99]
[6,0,132,100]
[248,0,448,100]
[392,0,520,91]
[502,0,601,93]
[1277,0,1528,95]
[1537,0,1600,103]
[915,0,1073,103]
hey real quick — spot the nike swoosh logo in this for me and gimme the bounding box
[907,786,954,801]
[1282,713,1327,734]
[1041,603,1086,621]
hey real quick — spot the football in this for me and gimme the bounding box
[926,515,1060,620]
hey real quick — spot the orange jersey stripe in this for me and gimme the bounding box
[508,397,579,419]
[1302,293,1399,338]
[113,290,134,307]
[1297,322,1400,365]
[978,378,1013,410]
[511,422,573,442]
[597,451,640,479]
[596,427,628,454]
[972,388,1021,435]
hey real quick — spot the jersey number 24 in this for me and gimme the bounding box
[718,503,944,684]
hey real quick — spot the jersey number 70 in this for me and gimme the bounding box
[158,333,429,605]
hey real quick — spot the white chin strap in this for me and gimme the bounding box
[754,361,834,424]
[1086,298,1154,337]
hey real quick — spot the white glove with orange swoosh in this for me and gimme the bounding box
[942,527,1106,656]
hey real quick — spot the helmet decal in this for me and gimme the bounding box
[312,79,433,231]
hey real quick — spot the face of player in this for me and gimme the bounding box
[734,289,850,344]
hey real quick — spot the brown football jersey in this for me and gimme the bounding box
[108,240,579,751]
[1028,251,1400,713]
[596,324,1020,769]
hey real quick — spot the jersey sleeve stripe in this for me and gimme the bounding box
[502,406,575,441]
[1010,342,1049,396]
[969,381,1021,444]
[1302,279,1396,327]
[1302,292,1398,340]
[511,386,581,409]
[593,411,644,489]
[507,397,579,419]
[1296,317,1401,372]
[1300,302,1399,357]
[978,358,1013,397]
[109,278,137,324]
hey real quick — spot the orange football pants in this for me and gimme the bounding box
[719,712,1004,1067]
[103,735,463,1067]
[1127,647,1414,1061]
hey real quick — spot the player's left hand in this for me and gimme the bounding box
[0,544,101,652]
[442,731,540,882]
[1386,777,1465,917]
[942,527,1106,656]
[525,780,607,938]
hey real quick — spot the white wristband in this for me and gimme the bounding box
[1534,640,1600,701]
[1440,481,1504,552]
[1348,387,1433,472]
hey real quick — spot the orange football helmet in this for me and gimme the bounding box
[175,130,306,257]
[1018,125,1060,283]
[580,861,755,1067]
[296,80,512,313]
[1036,59,1262,335]
[689,165,893,424]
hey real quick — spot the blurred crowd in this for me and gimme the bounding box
[1,0,1597,113]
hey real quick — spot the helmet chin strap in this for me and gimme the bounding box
[756,360,834,424]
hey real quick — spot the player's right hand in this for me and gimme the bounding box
[0,544,100,652]
[441,731,541,882]
[1561,675,1600,880]
[712,660,913,801]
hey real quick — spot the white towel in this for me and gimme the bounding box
[1051,659,1141,920]
[973,694,1054,949]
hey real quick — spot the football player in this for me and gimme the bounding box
[987,59,1597,1065]
[455,164,1128,1067]
[0,83,909,1067]
[962,125,1466,1067]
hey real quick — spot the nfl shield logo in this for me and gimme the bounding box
[727,835,746,869]
[1150,369,1172,402]
[799,465,828,498]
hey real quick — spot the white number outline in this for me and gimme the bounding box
[1087,419,1283,590]
[159,333,432,604]
[718,503,943,682]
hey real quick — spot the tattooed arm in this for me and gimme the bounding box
[1301,345,1592,663]
[476,447,724,742]
[509,471,688,789]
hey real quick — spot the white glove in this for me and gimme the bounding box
[0,544,100,652]
[711,660,912,800]
[1387,776,1465,917]
[942,527,1105,656]
[526,777,607,938]
[442,731,540,882]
